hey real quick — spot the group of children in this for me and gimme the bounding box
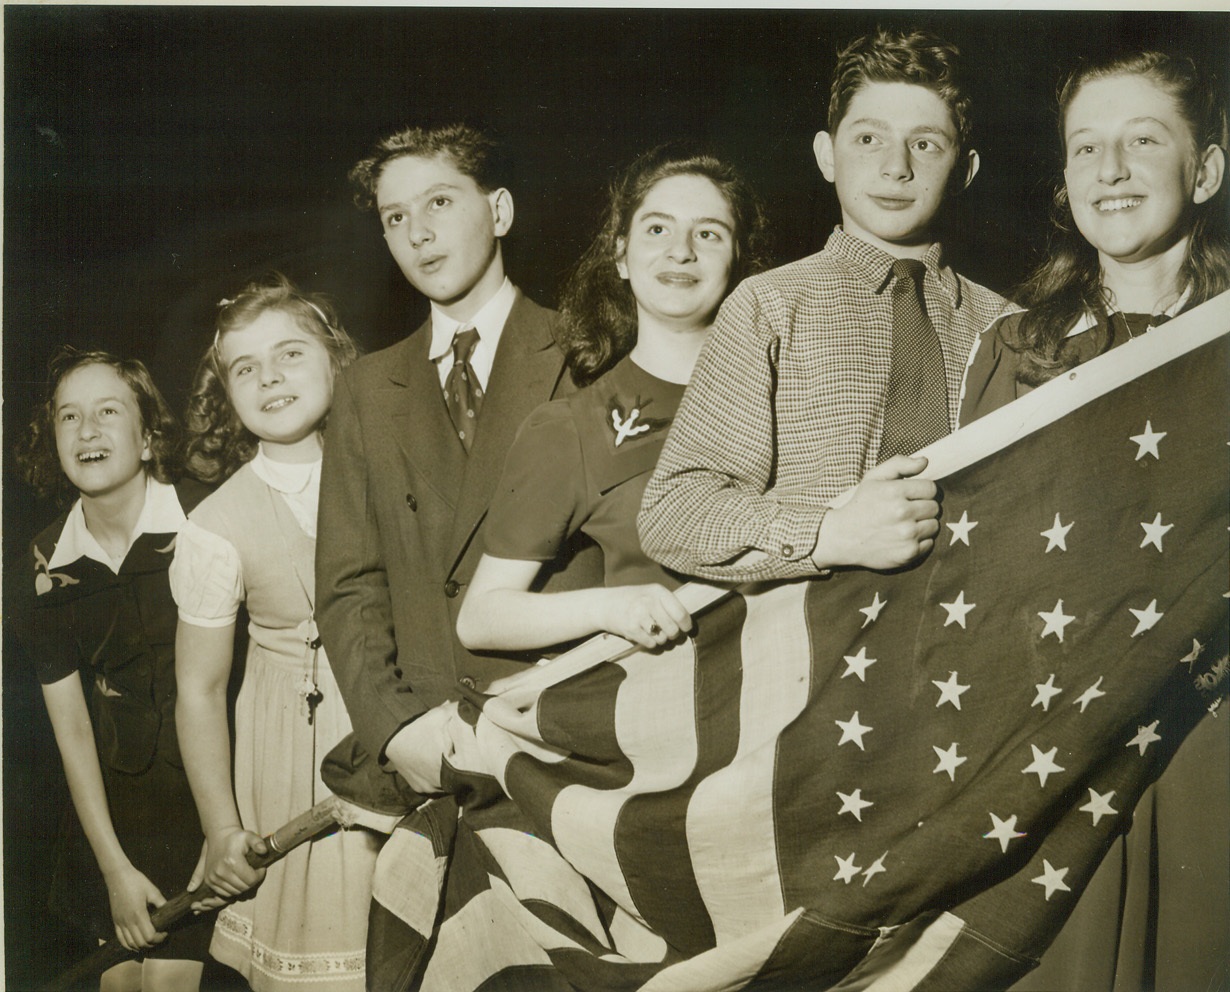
[15,26,1227,992]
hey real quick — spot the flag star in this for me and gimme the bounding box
[932,742,967,781]
[1129,599,1164,636]
[859,592,887,628]
[1129,420,1166,460]
[1074,676,1107,712]
[1139,513,1174,553]
[842,646,878,682]
[835,711,872,751]
[1032,860,1072,901]
[1040,513,1074,553]
[837,789,874,822]
[1079,788,1119,826]
[940,591,976,629]
[1032,674,1063,712]
[946,510,978,547]
[1023,744,1065,788]
[932,671,970,710]
[833,853,862,884]
[984,812,1027,853]
[1038,599,1076,643]
[1127,720,1162,756]
[861,853,888,886]
[1179,639,1205,671]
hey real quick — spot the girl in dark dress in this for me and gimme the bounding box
[959,52,1229,992]
[457,147,768,653]
[16,348,213,992]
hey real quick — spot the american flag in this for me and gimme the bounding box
[352,292,1229,991]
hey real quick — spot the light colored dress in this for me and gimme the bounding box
[170,449,380,991]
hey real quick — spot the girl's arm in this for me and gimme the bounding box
[456,554,691,652]
[41,674,167,952]
[175,620,266,898]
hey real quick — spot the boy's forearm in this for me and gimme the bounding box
[640,473,828,582]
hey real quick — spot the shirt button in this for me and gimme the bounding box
[444,580,460,598]
[459,675,477,690]
[392,667,403,679]
[405,492,417,511]
[781,543,795,557]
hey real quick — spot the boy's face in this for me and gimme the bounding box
[814,81,978,258]
[376,153,513,319]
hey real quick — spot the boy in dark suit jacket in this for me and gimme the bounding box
[317,124,598,798]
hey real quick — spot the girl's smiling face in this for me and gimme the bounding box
[1063,73,1213,267]
[54,363,151,500]
[219,308,335,461]
[616,173,736,332]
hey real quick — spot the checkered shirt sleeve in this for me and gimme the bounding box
[639,230,1015,583]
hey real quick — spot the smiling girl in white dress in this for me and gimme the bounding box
[171,274,379,991]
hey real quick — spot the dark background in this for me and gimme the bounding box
[4,7,1227,987]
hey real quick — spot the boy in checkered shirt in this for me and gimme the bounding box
[639,27,1014,583]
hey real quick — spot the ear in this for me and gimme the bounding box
[1192,144,1225,205]
[813,131,837,183]
[141,432,153,463]
[615,236,629,280]
[490,188,514,237]
[959,148,981,190]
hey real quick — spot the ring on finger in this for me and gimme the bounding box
[649,622,662,636]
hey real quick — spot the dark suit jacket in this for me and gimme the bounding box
[316,291,601,765]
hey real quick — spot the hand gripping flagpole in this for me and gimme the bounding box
[42,797,347,992]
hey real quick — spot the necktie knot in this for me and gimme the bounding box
[891,258,927,291]
[452,327,480,365]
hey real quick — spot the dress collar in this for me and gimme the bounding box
[250,443,321,495]
[1064,285,1192,338]
[48,476,186,573]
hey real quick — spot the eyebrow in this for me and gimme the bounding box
[638,210,734,232]
[226,337,311,374]
[846,117,954,138]
[1067,116,1173,142]
[55,396,125,413]
[378,182,462,214]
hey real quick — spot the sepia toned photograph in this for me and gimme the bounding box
[5,6,1228,991]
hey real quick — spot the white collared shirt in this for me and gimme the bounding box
[251,443,321,539]
[48,476,187,574]
[427,276,516,391]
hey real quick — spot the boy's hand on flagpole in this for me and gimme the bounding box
[812,455,939,570]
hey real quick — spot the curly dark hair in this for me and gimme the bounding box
[16,346,181,502]
[183,273,360,484]
[1005,51,1230,386]
[348,123,507,211]
[828,27,973,155]
[555,145,771,387]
